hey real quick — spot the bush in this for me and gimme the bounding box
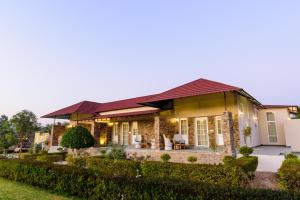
[141,161,243,187]
[36,153,66,163]
[187,156,197,163]
[239,146,254,157]
[86,157,140,178]
[278,157,300,192]
[160,153,171,162]
[108,146,126,160]
[60,126,95,156]
[65,155,86,168]
[223,156,258,175]
[285,153,298,160]
[20,153,40,160]
[0,159,299,200]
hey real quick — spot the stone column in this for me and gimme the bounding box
[154,116,161,150]
[222,112,236,157]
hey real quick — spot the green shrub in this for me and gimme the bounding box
[239,146,254,157]
[285,153,298,160]
[86,157,140,178]
[141,161,243,187]
[0,159,299,200]
[278,157,300,192]
[108,146,126,160]
[36,153,66,163]
[187,156,197,163]
[160,153,171,162]
[223,156,258,175]
[20,153,40,160]
[65,155,86,168]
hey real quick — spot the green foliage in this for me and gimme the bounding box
[223,156,258,175]
[36,154,65,163]
[100,149,107,155]
[278,157,300,192]
[0,115,17,153]
[60,126,95,153]
[86,157,140,178]
[141,161,243,187]
[108,146,126,160]
[160,153,171,162]
[285,153,298,160]
[187,156,197,163]
[20,153,40,160]
[239,146,254,157]
[65,155,86,168]
[243,126,252,137]
[0,159,299,200]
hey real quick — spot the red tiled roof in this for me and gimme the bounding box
[97,109,159,118]
[96,94,158,112]
[263,105,298,109]
[42,101,100,118]
[141,78,241,103]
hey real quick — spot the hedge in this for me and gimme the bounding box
[234,156,258,174]
[141,161,243,187]
[36,154,66,163]
[0,159,299,200]
[278,158,300,192]
[86,157,140,178]
[20,152,67,161]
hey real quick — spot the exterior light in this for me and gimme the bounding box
[100,138,106,145]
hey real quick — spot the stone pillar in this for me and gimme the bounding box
[222,112,236,157]
[154,116,162,150]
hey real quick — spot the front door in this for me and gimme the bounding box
[215,116,224,146]
[122,122,129,145]
[195,117,209,147]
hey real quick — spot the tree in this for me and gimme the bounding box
[243,126,252,146]
[0,115,17,154]
[11,110,39,157]
[60,126,95,157]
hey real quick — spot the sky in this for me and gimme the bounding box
[0,0,300,124]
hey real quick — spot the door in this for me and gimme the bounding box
[195,118,209,147]
[121,122,129,145]
[215,116,224,146]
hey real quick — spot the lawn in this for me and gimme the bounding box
[0,178,79,200]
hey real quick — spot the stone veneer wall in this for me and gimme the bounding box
[208,116,216,148]
[51,125,66,146]
[233,114,240,149]
[136,119,155,143]
[188,118,194,146]
[222,112,236,156]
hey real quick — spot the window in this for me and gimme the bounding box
[122,122,129,145]
[113,123,119,135]
[132,121,138,135]
[216,117,222,135]
[266,112,278,143]
[180,119,188,135]
[195,118,209,147]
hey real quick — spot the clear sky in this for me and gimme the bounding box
[0,1,299,124]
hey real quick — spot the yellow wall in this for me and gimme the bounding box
[258,108,289,145]
[160,92,238,118]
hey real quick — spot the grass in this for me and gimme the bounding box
[0,178,80,200]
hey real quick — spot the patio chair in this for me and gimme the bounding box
[132,135,142,149]
[163,134,173,151]
[173,134,186,150]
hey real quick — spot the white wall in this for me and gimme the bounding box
[284,119,300,151]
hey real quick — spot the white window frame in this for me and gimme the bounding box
[215,116,222,135]
[179,118,188,135]
[131,121,139,135]
[195,117,209,147]
[266,112,278,144]
[121,122,130,145]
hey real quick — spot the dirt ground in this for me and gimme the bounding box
[248,172,280,190]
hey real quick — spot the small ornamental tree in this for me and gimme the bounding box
[60,126,95,157]
[243,126,252,146]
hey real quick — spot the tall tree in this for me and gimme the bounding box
[0,115,17,154]
[11,110,39,157]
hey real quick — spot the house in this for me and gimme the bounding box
[42,78,299,163]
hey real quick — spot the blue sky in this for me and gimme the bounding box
[0,1,299,124]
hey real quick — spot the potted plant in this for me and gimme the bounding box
[243,126,252,146]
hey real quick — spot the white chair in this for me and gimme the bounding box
[132,135,142,149]
[163,134,173,151]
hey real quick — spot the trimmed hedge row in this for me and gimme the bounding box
[20,152,67,161]
[0,159,299,200]
[278,158,300,192]
[141,161,243,187]
[36,154,66,163]
[86,157,140,178]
